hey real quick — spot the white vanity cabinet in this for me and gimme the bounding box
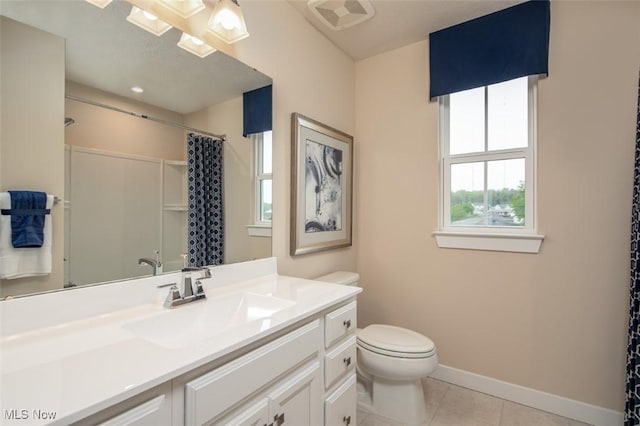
[2,261,361,426]
[323,301,358,426]
[182,320,323,425]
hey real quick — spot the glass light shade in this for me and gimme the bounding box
[207,0,249,44]
[177,33,217,58]
[126,6,173,36]
[85,0,112,9]
[156,0,205,18]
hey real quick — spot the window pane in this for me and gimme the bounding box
[450,162,484,225]
[449,87,485,155]
[262,131,272,174]
[260,179,272,221]
[488,78,528,151]
[487,158,525,226]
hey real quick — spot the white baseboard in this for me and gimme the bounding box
[430,365,623,426]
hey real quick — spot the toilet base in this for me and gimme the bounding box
[356,374,427,425]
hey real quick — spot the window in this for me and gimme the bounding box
[435,76,543,253]
[257,131,272,223]
[248,131,272,237]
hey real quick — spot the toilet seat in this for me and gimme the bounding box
[357,324,435,359]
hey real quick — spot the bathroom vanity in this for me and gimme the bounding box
[0,258,360,425]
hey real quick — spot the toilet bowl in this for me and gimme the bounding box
[316,272,439,425]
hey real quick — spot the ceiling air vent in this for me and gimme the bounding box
[307,0,375,31]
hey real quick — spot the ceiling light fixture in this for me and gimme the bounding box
[156,0,205,19]
[207,0,249,44]
[85,0,113,9]
[126,6,173,36]
[177,33,217,58]
[131,86,144,93]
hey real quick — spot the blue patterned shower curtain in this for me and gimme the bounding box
[626,70,640,425]
[187,133,224,267]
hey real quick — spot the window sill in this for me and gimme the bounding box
[247,225,272,238]
[433,231,544,254]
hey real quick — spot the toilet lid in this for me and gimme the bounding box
[357,324,435,357]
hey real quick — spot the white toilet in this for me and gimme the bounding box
[316,272,438,425]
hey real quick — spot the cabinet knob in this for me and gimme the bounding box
[274,412,285,426]
[343,319,352,329]
[343,356,352,367]
[343,415,352,425]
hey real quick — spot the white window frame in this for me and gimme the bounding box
[247,131,272,237]
[433,76,544,253]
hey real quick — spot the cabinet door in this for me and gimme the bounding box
[267,361,322,426]
[211,397,270,426]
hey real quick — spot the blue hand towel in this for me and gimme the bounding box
[6,191,49,248]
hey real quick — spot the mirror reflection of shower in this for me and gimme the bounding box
[64,117,75,127]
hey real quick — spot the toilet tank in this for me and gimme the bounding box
[315,271,360,286]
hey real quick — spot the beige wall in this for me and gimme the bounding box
[186,96,271,264]
[355,0,640,411]
[65,81,185,161]
[0,17,65,297]
[232,0,358,278]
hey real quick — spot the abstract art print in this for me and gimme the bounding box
[291,113,353,255]
[305,140,342,233]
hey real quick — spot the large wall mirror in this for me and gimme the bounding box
[0,1,273,299]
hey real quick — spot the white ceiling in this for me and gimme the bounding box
[287,0,526,61]
[0,0,272,114]
[1,0,526,114]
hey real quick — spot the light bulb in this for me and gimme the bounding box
[215,9,240,30]
[191,36,204,46]
[142,11,158,21]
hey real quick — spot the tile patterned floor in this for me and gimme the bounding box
[357,378,592,426]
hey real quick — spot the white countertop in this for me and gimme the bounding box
[0,259,360,425]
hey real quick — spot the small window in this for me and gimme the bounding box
[256,131,273,226]
[436,77,543,253]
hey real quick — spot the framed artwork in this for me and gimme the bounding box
[291,113,353,256]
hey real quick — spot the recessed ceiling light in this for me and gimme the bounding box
[131,86,144,93]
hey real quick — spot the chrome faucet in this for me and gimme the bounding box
[138,250,162,276]
[163,267,211,309]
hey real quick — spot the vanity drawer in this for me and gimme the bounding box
[98,394,170,426]
[325,335,356,388]
[185,319,320,426]
[325,301,356,347]
[325,374,357,426]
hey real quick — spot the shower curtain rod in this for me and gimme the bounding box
[65,95,226,142]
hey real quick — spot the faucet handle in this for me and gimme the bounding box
[163,285,181,308]
[182,266,212,279]
[194,279,206,299]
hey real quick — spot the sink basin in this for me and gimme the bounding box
[123,292,295,349]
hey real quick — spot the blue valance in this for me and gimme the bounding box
[429,0,550,99]
[243,84,272,137]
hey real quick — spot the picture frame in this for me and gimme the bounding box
[291,113,353,256]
